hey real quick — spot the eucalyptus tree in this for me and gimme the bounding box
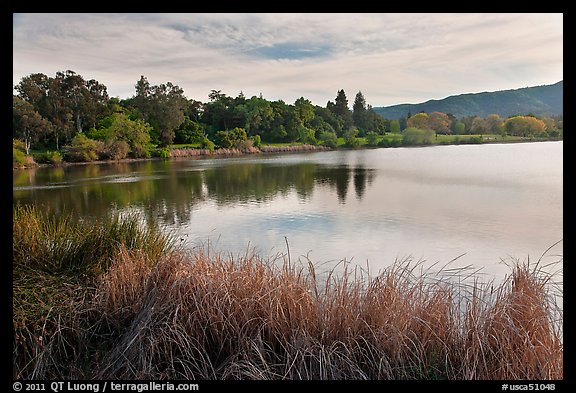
[13,96,53,154]
[130,76,188,146]
[15,70,110,149]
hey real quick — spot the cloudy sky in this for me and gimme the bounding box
[13,13,563,107]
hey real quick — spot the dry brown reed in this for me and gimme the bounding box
[81,249,563,379]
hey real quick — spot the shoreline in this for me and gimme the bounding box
[13,137,561,171]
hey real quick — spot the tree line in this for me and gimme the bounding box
[13,70,563,165]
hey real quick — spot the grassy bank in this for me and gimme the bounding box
[13,206,563,380]
[16,134,560,170]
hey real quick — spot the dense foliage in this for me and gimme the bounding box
[13,70,563,167]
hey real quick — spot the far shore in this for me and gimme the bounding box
[13,136,561,170]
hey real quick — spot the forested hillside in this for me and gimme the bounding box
[373,81,563,120]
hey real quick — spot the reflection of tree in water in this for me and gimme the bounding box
[314,165,375,204]
[202,163,317,205]
[203,163,375,206]
[353,166,376,201]
[13,159,377,227]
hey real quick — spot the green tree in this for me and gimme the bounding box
[452,121,466,135]
[319,130,338,148]
[390,119,401,133]
[13,96,53,154]
[104,112,152,158]
[129,76,187,146]
[343,127,360,147]
[315,106,343,136]
[365,131,379,146]
[352,91,368,132]
[62,133,103,162]
[294,97,315,127]
[174,116,205,144]
[332,89,353,129]
[364,105,387,134]
[15,70,111,149]
[245,96,274,137]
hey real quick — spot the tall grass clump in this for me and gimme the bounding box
[13,204,174,379]
[13,206,562,379]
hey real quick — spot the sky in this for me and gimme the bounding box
[12,13,563,108]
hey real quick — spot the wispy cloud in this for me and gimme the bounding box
[13,13,563,106]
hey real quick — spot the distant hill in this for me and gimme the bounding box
[373,81,563,120]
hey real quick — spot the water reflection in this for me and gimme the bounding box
[13,158,375,226]
[13,143,563,281]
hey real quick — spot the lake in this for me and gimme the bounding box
[13,141,563,282]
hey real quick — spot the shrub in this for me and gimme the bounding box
[366,131,380,146]
[402,127,435,145]
[251,134,262,148]
[13,139,27,152]
[131,145,150,159]
[35,151,63,165]
[344,127,360,148]
[62,134,103,162]
[200,137,215,152]
[319,131,338,148]
[85,127,108,141]
[154,147,171,158]
[102,140,130,160]
[13,148,29,167]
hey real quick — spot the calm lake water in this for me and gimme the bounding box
[13,141,563,281]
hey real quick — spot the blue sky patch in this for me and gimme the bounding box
[251,42,332,60]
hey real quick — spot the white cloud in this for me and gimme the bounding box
[13,13,563,107]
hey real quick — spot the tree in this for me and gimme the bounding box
[343,127,360,147]
[294,97,315,127]
[15,70,111,149]
[406,112,430,130]
[315,106,343,136]
[452,121,466,135]
[14,73,51,117]
[245,96,274,137]
[470,116,487,135]
[104,112,152,157]
[389,119,401,133]
[62,133,103,162]
[365,131,379,146]
[364,105,387,134]
[319,130,338,148]
[484,114,504,134]
[13,96,53,154]
[201,90,235,134]
[174,116,204,144]
[130,77,187,146]
[428,112,451,135]
[352,91,368,131]
[332,89,353,129]
[503,116,547,137]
